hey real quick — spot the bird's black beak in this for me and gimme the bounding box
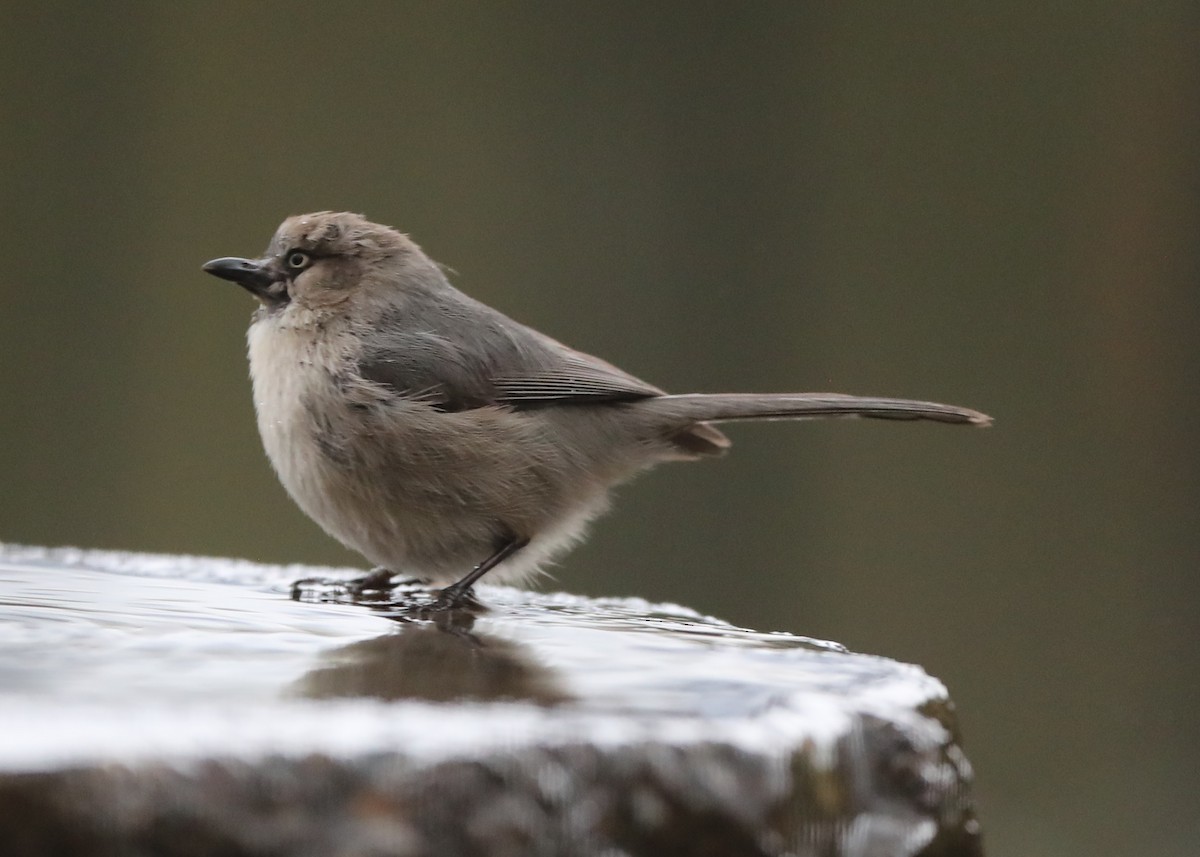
[202,257,286,304]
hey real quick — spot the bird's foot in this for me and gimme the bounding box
[346,567,409,594]
[291,568,422,604]
[421,582,484,614]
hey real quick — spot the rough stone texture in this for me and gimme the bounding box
[0,544,983,856]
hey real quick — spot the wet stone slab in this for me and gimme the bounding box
[0,543,982,857]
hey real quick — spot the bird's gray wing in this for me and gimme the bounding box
[490,352,663,406]
[357,307,730,454]
[357,330,497,412]
[357,329,663,413]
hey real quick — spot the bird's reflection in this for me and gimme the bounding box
[293,608,569,706]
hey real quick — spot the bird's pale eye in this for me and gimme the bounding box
[285,251,311,271]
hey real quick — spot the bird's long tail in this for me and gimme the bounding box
[658,393,992,427]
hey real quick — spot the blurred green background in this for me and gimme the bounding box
[2,3,1197,855]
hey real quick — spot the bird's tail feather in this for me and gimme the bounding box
[658,393,992,427]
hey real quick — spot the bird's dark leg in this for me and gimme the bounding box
[431,537,530,610]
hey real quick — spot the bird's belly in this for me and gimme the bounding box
[264,403,609,582]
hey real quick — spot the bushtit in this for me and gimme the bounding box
[204,212,989,609]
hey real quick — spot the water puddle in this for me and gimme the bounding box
[0,543,949,770]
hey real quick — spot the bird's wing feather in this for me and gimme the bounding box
[356,296,730,454]
[357,314,662,412]
[491,353,662,405]
[357,330,497,412]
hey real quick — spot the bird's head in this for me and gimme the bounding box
[203,211,428,313]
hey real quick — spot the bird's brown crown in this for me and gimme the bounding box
[269,211,414,261]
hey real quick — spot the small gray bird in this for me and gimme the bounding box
[204,212,989,609]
